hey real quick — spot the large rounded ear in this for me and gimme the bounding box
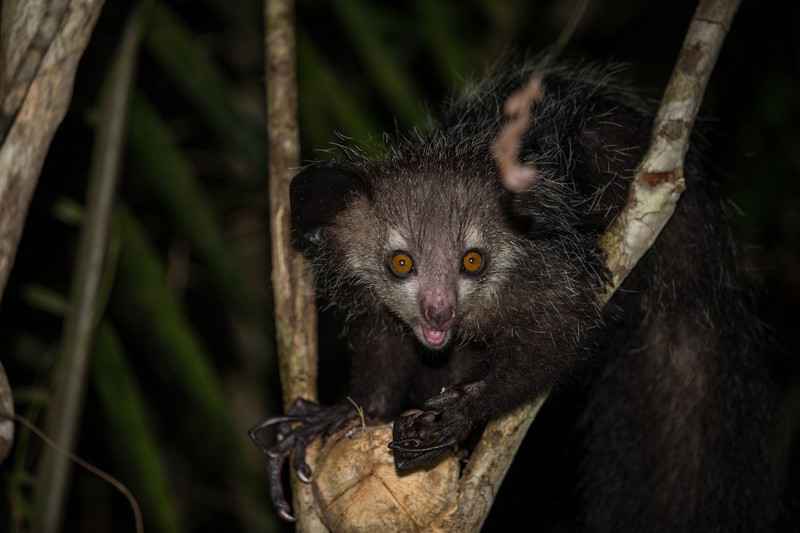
[290,161,371,245]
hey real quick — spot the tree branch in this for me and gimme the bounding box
[0,0,105,302]
[459,0,742,528]
[0,0,105,469]
[31,6,139,531]
[598,0,740,301]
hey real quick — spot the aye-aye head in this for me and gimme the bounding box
[290,159,524,350]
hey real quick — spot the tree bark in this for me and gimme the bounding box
[0,0,106,470]
[598,0,741,300]
[264,0,325,530]
[0,0,106,303]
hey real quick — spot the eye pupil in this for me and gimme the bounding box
[463,250,484,274]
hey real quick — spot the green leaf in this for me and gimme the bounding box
[92,321,185,533]
[144,1,266,172]
[127,92,272,342]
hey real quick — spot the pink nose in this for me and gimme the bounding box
[424,302,455,330]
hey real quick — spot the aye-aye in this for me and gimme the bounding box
[250,61,788,531]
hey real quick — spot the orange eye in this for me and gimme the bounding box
[462,250,484,274]
[390,252,414,277]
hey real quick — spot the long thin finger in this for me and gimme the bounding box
[293,440,312,483]
[268,453,296,522]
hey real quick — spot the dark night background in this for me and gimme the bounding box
[0,0,797,531]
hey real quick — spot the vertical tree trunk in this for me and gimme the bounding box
[264,0,325,529]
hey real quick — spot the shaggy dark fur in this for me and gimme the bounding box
[251,62,788,531]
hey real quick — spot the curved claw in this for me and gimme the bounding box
[267,441,296,521]
[390,410,459,471]
[293,439,312,483]
[389,436,457,471]
[389,437,457,454]
[390,386,477,471]
[248,399,361,521]
[248,415,306,452]
[388,436,422,449]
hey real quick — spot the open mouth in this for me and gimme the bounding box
[421,326,448,346]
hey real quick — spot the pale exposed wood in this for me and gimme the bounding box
[444,393,549,531]
[598,0,741,302]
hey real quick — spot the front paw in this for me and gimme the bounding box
[388,386,474,471]
[248,399,358,521]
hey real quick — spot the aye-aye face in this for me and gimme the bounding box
[335,167,524,349]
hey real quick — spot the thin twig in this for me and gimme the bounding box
[33,6,141,531]
[9,413,143,533]
[553,0,592,52]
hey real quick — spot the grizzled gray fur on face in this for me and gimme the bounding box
[251,60,789,530]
